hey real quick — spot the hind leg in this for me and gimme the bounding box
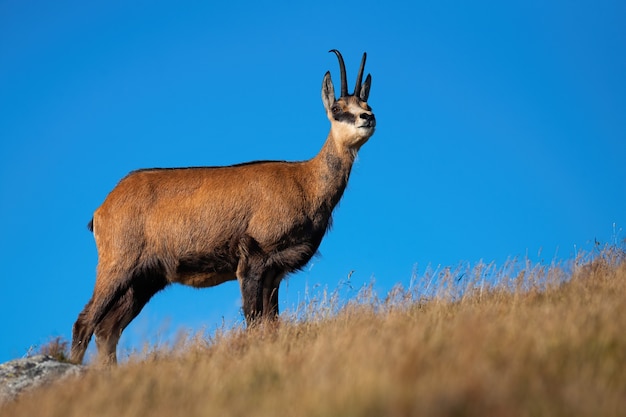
[71,298,95,364]
[93,289,133,366]
[71,267,134,364]
[94,275,168,366]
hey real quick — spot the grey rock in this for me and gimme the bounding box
[0,355,84,404]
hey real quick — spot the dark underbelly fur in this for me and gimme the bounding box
[177,253,235,276]
[174,230,323,282]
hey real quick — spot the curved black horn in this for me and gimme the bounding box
[354,52,367,97]
[329,49,348,97]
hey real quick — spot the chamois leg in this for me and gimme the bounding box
[94,273,168,366]
[70,268,133,364]
[240,274,264,326]
[237,258,265,326]
[93,288,132,366]
[71,298,95,364]
[238,267,282,328]
[262,270,283,318]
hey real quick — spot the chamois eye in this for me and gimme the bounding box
[332,106,341,114]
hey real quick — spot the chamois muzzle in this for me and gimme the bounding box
[360,113,376,128]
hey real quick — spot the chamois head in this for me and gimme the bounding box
[322,50,376,150]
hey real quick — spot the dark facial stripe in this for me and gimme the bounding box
[333,111,357,124]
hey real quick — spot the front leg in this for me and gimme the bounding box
[237,261,264,325]
[236,235,266,325]
[237,265,284,325]
[262,269,284,318]
[238,267,283,325]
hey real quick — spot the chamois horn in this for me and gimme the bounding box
[329,49,348,97]
[354,52,367,98]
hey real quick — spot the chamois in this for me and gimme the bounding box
[71,50,376,365]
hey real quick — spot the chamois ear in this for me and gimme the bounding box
[359,74,371,102]
[321,71,335,113]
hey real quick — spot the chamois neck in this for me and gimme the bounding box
[309,132,357,207]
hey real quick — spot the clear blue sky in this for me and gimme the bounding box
[1,0,624,363]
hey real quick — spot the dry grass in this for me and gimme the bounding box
[36,336,71,363]
[3,246,626,417]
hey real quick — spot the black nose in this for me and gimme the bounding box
[360,113,376,127]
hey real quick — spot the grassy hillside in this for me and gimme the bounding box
[3,246,625,417]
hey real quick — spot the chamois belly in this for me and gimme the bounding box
[172,254,238,288]
[174,270,237,288]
